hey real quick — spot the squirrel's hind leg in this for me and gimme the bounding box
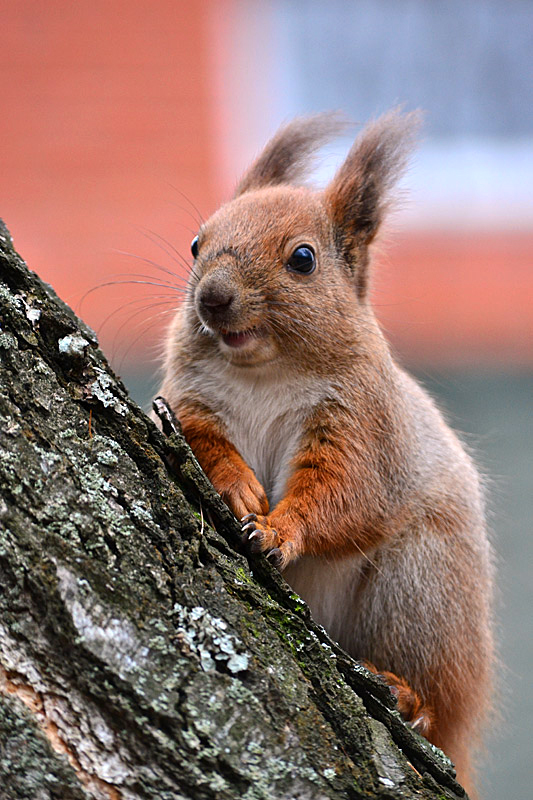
[362,661,434,736]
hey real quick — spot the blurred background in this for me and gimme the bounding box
[1,1,531,795]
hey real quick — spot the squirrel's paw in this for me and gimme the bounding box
[241,514,295,570]
[364,662,434,737]
[216,468,269,520]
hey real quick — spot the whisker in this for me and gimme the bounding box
[165,182,205,227]
[268,301,385,343]
[119,244,202,287]
[111,301,177,357]
[134,227,197,276]
[82,279,187,299]
[97,294,180,337]
[116,307,182,371]
[267,312,312,351]
[113,250,192,284]
[104,270,188,289]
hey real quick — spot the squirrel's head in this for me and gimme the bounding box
[186,108,420,370]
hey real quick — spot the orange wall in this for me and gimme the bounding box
[2,0,221,365]
[375,230,533,367]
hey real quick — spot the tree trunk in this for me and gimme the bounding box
[0,220,467,800]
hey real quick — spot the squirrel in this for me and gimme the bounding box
[155,109,494,796]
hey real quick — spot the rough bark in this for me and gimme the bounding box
[0,220,467,800]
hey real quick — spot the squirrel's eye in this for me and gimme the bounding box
[287,245,316,275]
[191,235,199,258]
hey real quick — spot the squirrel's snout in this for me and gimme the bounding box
[198,284,235,312]
[196,274,239,329]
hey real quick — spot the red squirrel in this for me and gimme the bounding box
[155,109,494,796]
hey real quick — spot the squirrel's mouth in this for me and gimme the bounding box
[220,327,264,349]
[216,324,276,366]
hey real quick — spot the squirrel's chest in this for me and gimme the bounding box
[205,368,328,508]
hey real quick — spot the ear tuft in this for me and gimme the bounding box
[325,107,421,242]
[324,107,421,297]
[234,112,349,197]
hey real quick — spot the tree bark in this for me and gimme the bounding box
[0,220,467,800]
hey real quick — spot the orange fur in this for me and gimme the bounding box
[178,400,269,519]
[155,109,494,796]
[363,661,434,737]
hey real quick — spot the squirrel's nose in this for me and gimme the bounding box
[198,284,235,313]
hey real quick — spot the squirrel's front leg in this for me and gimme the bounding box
[177,399,269,519]
[242,409,382,570]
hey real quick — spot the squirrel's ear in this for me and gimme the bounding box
[324,108,421,297]
[234,113,348,197]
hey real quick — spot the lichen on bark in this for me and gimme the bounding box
[0,220,466,799]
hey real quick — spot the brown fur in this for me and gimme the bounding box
[156,109,494,797]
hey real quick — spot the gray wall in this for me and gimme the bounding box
[275,0,533,137]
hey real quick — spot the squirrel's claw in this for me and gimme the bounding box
[241,516,296,570]
[265,548,284,569]
[241,515,280,553]
[241,521,257,534]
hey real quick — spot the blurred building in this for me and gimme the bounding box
[1,0,532,370]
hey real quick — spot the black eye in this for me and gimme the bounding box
[191,235,199,258]
[286,245,316,275]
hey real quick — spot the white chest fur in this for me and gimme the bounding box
[195,361,331,508]
[186,356,369,652]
